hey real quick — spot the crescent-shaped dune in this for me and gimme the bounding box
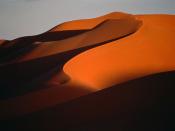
[64,14,175,89]
[0,12,174,130]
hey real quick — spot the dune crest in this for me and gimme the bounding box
[50,12,134,31]
[0,12,174,130]
[64,14,175,89]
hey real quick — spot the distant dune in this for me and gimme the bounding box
[0,12,174,131]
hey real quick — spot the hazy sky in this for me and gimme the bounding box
[0,0,175,40]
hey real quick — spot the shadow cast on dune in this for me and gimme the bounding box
[36,30,89,42]
[0,19,141,99]
[0,18,141,64]
[0,12,174,131]
[0,30,89,63]
[0,19,122,63]
[0,46,86,99]
[0,33,131,99]
[1,71,175,131]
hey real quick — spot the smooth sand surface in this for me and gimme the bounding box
[0,12,141,117]
[16,18,141,62]
[0,12,174,130]
[50,12,134,31]
[64,14,175,89]
[2,71,174,131]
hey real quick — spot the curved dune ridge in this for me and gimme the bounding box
[50,12,135,31]
[64,14,175,89]
[0,12,175,130]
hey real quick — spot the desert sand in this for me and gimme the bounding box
[0,12,174,130]
[64,14,175,89]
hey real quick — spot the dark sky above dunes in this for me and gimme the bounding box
[0,0,175,40]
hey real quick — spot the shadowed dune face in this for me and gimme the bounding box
[0,12,141,100]
[0,30,89,64]
[1,71,175,131]
[17,18,141,62]
[0,12,139,64]
[64,14,175,89]
[0,12,175,130]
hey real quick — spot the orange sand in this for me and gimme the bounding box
[50,12,135,31]
[64,14,175,89]
[0,12,175,121]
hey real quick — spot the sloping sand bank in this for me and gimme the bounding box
[0,12,174,131]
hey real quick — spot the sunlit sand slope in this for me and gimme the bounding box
[50,12,135,31]
[0,12,175,131]
[64,14,175,89]
[0,12,141,117]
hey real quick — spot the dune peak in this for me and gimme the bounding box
[0,12,174,131]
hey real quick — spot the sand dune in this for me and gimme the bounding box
[50,12,135,31]
[0,12,140,100]
[17,19,141,62]
[0,12,174,130]
[1,71,174,130]
[64,14,175,89]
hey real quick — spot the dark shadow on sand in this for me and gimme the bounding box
[2,71,174,131]
[0,30,89,63]
[0,29,137,99]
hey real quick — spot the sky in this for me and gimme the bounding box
[0,0,175,40]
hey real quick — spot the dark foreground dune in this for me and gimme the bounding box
[0,12,175,130]
[1,71,175,131]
